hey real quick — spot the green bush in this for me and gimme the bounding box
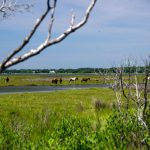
[48,116,97,150]
[100,110,150,150]
[0,110,149,149]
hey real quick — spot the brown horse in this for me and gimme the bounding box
[5,77,10,83]
[59,78,62,84]
[52,78,63,84]
[51,78,58,84]
[81,78,90,83]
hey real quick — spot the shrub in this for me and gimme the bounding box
[94,99,107,111]
[48,116,97,150]
[100,110,150,150]
[0,109,149,149]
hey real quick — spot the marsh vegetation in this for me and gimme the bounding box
[0,72,149,149]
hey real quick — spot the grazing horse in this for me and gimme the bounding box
[59,78,62,84]
[52,78,63,84]
[51,78,58,84]
[69,77,78,83]
[81,78,90,83]
[5,77,9,83]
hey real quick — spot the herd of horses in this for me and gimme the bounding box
[51,77,91,84]
[3,76,150,85]
[49,76,150,85]
[3,76,91,84]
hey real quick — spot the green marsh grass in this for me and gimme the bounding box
[0,74,149,149]
[0,88,115,121]
[0,87,149,149]
[0,74,145,87]
[0,88,116,149]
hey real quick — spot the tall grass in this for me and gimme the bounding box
[0,88,149,149]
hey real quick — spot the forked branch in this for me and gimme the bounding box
[0,0,97,72]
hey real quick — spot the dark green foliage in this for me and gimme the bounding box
[48,116,96,150]
[145,105,150,130]
[101,110,150,150]
[0,110,149,149]
[47,111,150,150]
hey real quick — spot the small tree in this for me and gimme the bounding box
[111,56,150,147]
[0,0,97,72]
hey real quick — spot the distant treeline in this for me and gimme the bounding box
[2,66,146,74]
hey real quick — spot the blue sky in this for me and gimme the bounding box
[0,0,150,69]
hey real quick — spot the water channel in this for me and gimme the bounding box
[0,84,110,94]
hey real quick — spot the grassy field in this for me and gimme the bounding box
[0,88,115,125]
[0,75,107,86]
[0,88,118,149]
[0,74,145,86]
[0,74,149,149]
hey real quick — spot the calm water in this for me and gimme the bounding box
[0,84,110,94]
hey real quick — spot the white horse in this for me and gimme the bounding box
[69,77,78,83]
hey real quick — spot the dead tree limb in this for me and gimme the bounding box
[0,0,97,72]
[0,0,33,19]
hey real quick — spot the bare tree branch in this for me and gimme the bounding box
[0,0,33,19]
[0,0,52,72]
[0,0,97,72]
[143,55,150,119]
[46,0,57,41]
[112,56,150,130]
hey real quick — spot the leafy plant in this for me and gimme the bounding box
[48,116,96,150]
[101,110,150,149]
